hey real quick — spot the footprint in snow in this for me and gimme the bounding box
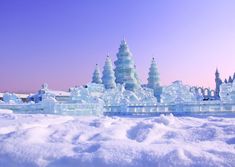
[127,122,153,142]
[73,143,101,153]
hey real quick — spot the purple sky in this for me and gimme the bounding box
[0,0,235,93]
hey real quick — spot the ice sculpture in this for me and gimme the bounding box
[215,69,223,99]
[70,84,104,104]
[114,40,140,91]
[220,81,235,102]
[39,92,57,113]
[102,56,116,89]
[3,93,23,104]
[147,58,160,89]
[41,92,57,102]
[85,83,105,97]
[28,83,49,103]
[101,84,157,106]
[92,64,102,84]
[161,81,197,103]
[70,86,93,103]
[146,58,162,102]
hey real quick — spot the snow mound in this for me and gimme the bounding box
[152,113,178,125]
[0,113,235,167]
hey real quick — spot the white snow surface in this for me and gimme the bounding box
[0,110,235,167]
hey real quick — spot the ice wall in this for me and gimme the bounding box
[161,81,197,104]
[220,81,235,102]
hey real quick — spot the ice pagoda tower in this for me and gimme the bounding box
[215,68,222,99]
[92,64,102,84]
[102,56,116,89]
[114,40,140,91]
[147,58,162,102]
[147,58,160,89]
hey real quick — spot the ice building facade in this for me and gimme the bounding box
[220,81,235,102]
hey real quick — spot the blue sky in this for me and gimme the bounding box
[0,0,235,92]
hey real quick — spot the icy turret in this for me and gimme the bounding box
[220,81,235,102]
[102,56,116,89]
[229,76,233,83]
[114,40,140,91]
[215,68,222,99]
[92,64,102,84]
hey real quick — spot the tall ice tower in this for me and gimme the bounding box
[114,40,140,91]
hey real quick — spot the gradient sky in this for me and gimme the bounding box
[0,0,235,93]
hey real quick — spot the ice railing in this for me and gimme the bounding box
[104,101,235,114]
[1,101,235,115]
[53,103,103,115]
[0,102,104,115]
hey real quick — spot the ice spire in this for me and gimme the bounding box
[102,55,116,89]
[147,58,160,89]
[92,64,102,84]
[229,76,233,83]
[114,40,140,91]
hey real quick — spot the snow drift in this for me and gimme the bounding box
[0,110,235,167]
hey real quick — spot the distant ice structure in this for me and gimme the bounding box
[101,84,157,106]
[3,40,235,115]
[147,58,160,89]
[28,83,49,103]
[27,83,70,103]
[102,56,116,89]
[70,84,104,103]
[220,81,235,102]
[147,58,162,102]
[189,87,215,101]
[39,91,57,113]
[114,40,140,91]
[215,68,223,99]
[3,93,23,104]
[85,83,105,97]
[92,64,102,84]
[161,81,197,104]
[41,92,57,102]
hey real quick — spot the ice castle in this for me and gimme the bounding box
[1,40,235,115]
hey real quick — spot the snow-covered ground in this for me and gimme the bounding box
[0,110,235,167]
